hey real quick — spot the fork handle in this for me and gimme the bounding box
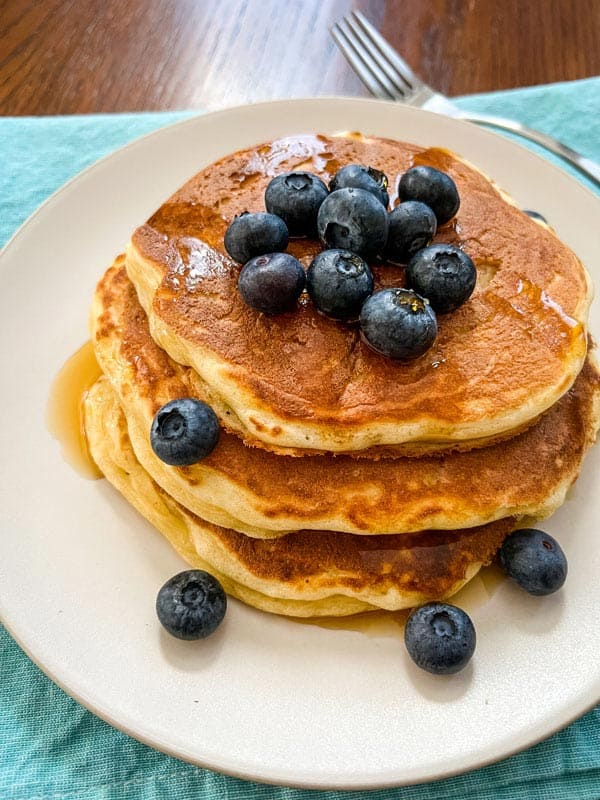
[456,111,600,189]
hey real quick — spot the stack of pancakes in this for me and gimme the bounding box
[83,133,600,617]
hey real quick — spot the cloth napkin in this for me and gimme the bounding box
[1,77,599,800]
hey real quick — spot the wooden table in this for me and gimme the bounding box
[2,0,599,115]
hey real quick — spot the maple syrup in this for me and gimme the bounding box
[450,564,506,615]
[46,341,103,479]
[291,608,408,637]
[292,565,506,636]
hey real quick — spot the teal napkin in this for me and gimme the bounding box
[1,77,599,799]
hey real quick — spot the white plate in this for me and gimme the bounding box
[0,98,599,790]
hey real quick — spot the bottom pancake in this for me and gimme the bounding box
[84,377,519,616]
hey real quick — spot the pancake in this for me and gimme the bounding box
[83,376,519,616]
[90,260,600,538]
[126,133,592,454]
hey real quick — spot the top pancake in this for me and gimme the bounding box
[127,133,592,454]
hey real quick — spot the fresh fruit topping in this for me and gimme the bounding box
[238,252,306,314]
[500,528,567,595]
[359,288,437,360]
[329,164,389,208]
[151,399,219,466]
[385,200,437,263]
[523,209,548,224]
[398,166,460,224]
[317,187,389,258]
[224,211,288,264]
[404,602,476,675]
[265,172,328,236]
[406,243,476,313]
[156,570,227,640]
[306,249,374,320]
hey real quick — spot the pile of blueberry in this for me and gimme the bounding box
[224,162,477,361]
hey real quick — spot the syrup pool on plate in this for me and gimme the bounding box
[293,564,506,636]
[47,340,103,479]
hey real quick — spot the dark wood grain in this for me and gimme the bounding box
[1,0,599,116]
[382,0,600,95]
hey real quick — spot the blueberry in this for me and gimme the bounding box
[398,166,460,224]
[385,201,437,263]
[238,252,305,314]
[500,528,567,595]
[151,399,219,466]
[156,570,227,640]
[317,187,389,258]
[359,288,437,360]
[404,602,476,675]
[265,172,328,236]
[329,164,389,208]
[306,249,374,320]
[224,212,288,264]
[406,243,476,314]
[523,209,548,225]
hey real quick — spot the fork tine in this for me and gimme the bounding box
[343,14,413,97]
[331,22,397,101]
[331,19,404,100]
[331,24,390,100]
[351,10,422,92]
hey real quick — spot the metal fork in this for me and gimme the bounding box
[332,11,600,189]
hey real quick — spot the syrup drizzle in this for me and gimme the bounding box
[292,565,506,635]
[46,341,103,479]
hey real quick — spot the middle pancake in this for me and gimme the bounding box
[91,259,600,539]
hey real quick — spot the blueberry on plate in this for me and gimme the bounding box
[329,164,389,208]
[523,209,548,225]
[398,165,460,224]
[265,172,328,236]
[404,602,476,675]
[359,288,437,361]
[307,249,374,320]
[156,570,227,640]
[385,200,437,263]
[151,398,219,467]
[238,252,306,314]
[224,211,288,264]
[500,528,567,595]
[317,187,389,258]
[406,243,476,313]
